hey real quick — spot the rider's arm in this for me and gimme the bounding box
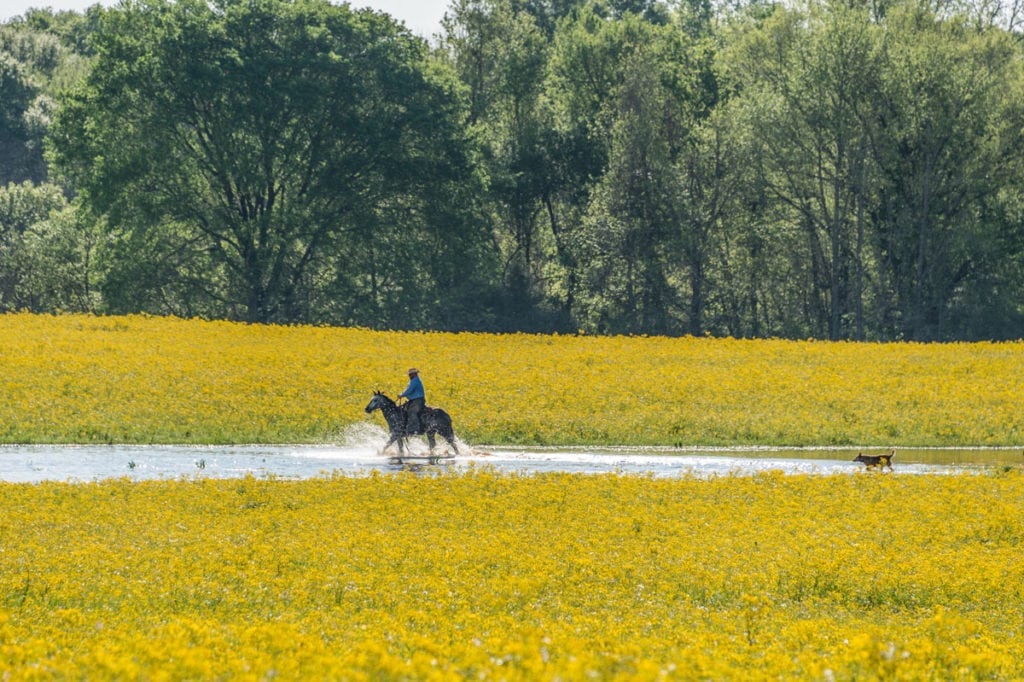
[398,380,412,399]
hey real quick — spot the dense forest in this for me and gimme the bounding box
[2,0,1024,340]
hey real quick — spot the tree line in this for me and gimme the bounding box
[2,0,1024,340]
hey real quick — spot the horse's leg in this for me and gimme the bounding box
[385,432,404,456]
[437,424,457,454]
[446,429,459,454]
[426,431,437,453]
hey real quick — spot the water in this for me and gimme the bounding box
[0,426,1019,482]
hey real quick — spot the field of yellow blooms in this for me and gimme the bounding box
[4,313,1024,679]
[2,470,1023,679]
[1,312,1021,446]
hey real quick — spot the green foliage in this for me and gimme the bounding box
[0,181,99,312]
[721,0,1024,340]
[867,6,1024,339]
[2,0,1023,339]
[0,15,92,185]
[49,0,496,326]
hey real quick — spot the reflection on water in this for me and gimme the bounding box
[0,434,1020,483]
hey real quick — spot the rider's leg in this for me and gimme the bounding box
[406,398,424,434]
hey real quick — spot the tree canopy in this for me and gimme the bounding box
[1,0,1022,339]
[49,0,494,325]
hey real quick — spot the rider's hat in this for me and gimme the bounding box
[407,368,419,375]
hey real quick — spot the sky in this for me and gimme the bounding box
[1,0,450,38]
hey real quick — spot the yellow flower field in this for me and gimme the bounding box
[2,470,1023,680]
[3,313,1023,679]
[1,312,1021,445]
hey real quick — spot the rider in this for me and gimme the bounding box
[398,368,425,434]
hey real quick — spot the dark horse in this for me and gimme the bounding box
[364,391,459,456]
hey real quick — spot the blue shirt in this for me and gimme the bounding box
[399,375,425,401]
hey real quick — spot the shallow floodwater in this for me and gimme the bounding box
[0,426,1019,482]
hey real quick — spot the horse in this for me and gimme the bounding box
[364,391,459,456]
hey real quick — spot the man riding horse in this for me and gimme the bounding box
[364,377,459,455]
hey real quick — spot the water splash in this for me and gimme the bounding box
[332,420,481,458]
[338,421,390,449]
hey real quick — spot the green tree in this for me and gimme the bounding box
[50,0,492,326]
[0,13,94,185]
[867,5,1024,339]
[0,27,55,184]
[576,47,687,334]
[0,180,87,311]
[551,6,716,334]
[442,0,581,330]
[722,1,880,339]
[718,0,1024,340]
[21,201,103,313]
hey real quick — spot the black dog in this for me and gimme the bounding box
[853,448,894,470]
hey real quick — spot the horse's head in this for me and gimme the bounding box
[364,390,392,414]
